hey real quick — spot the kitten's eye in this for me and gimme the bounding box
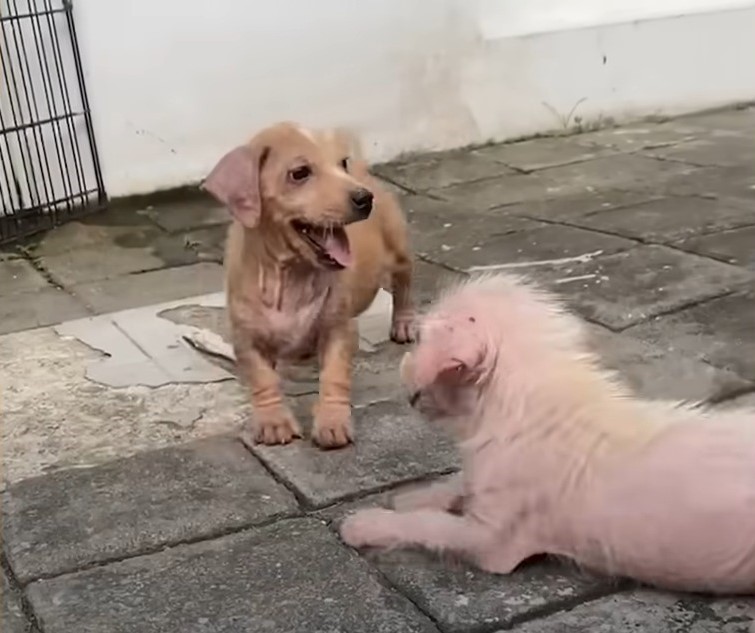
[289,165,311,182]
[340,157,349,171]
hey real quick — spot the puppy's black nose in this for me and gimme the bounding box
[409,390,421,408]
[350,188,373,219]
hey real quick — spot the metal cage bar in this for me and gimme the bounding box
[0,0,106,244]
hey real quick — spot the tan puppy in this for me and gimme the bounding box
[341,274,755,594]
[202,123,414,449]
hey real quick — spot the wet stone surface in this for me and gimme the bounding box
[428,223,636,273]
[251,400,459,508]
[676,224,755,269]
[544,245,755,330]
[2,437,297,583]
[70,262,224,313]
[376,150,516,191]
[473,135,619,172]
[569,196,755,244]
[586,324,751,402]
[509,590,754,633]
[26,519,438,633]
[2,569,32,633]
[366,550,615,633]
[3,106,755,633]
[623,282,755,383]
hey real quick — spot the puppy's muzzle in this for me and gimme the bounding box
[349,188,373,221]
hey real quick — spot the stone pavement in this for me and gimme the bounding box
[2,106,755,632]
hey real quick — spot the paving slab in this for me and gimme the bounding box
[569,196,755,244]
[510,589,754,633]
[178,224,227,263]
[473,135,618,172]
[430,154,698,212]
[26,519,437,633]
[624,283,755,382]
[677,225,755,269]
[3,437,297,584]
[532,154,700,196]
[251,400,459,508]
[40,246,168,286]
[411,258,466,308]
[428,172,557,211]
[660,166,755,203]
[142,198,229,233]
[0,326,247,485]
[431,223,635,274]
[645,136,755,168]
[506,188,664,222]
[0,258,48,295]
[577,121,700,151]
[70,262,223,313]
[2,569,31,633]
[0,287,89,335]
[541,245,754,331]
[0,246,22,260]
[26,214,158,257]
[376,150,515,191]
[684,105,755,133]
[365,549,615,633]
[402,194,544,260]
[587,324,751,403]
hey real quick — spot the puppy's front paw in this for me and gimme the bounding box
[390,310,416,344]
[340,508,398,549]
[245,405,302,446]
[312,401,353,449]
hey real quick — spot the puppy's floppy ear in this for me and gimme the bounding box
[201,143,268,228]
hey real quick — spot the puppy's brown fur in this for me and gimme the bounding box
[203,123,414,449]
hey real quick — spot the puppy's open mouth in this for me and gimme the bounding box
[292,221,352,269]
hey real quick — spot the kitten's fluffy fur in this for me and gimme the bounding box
[341,274,755,594]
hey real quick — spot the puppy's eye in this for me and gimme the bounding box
[340,157,349,171]
[289,165,311,182]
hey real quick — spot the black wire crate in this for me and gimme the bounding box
[0,0,106,245]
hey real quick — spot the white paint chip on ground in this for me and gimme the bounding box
[55,292,229,388]
[467,250,604,272]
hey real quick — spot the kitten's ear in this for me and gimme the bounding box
[434,357,482,387]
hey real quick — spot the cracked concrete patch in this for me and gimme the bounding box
[1,287,397,485]
[0,325,247,486]
[54,292,230,387]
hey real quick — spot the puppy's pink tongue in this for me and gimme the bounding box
[324,230,352,267]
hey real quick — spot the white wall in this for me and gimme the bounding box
[71,0,755,198]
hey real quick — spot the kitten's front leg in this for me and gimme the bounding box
[340,508,485,557]
[392,474,465,513]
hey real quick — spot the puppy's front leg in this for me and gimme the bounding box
[312,319,356,449]
[234,340,301,446]
[390,253,415,344]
